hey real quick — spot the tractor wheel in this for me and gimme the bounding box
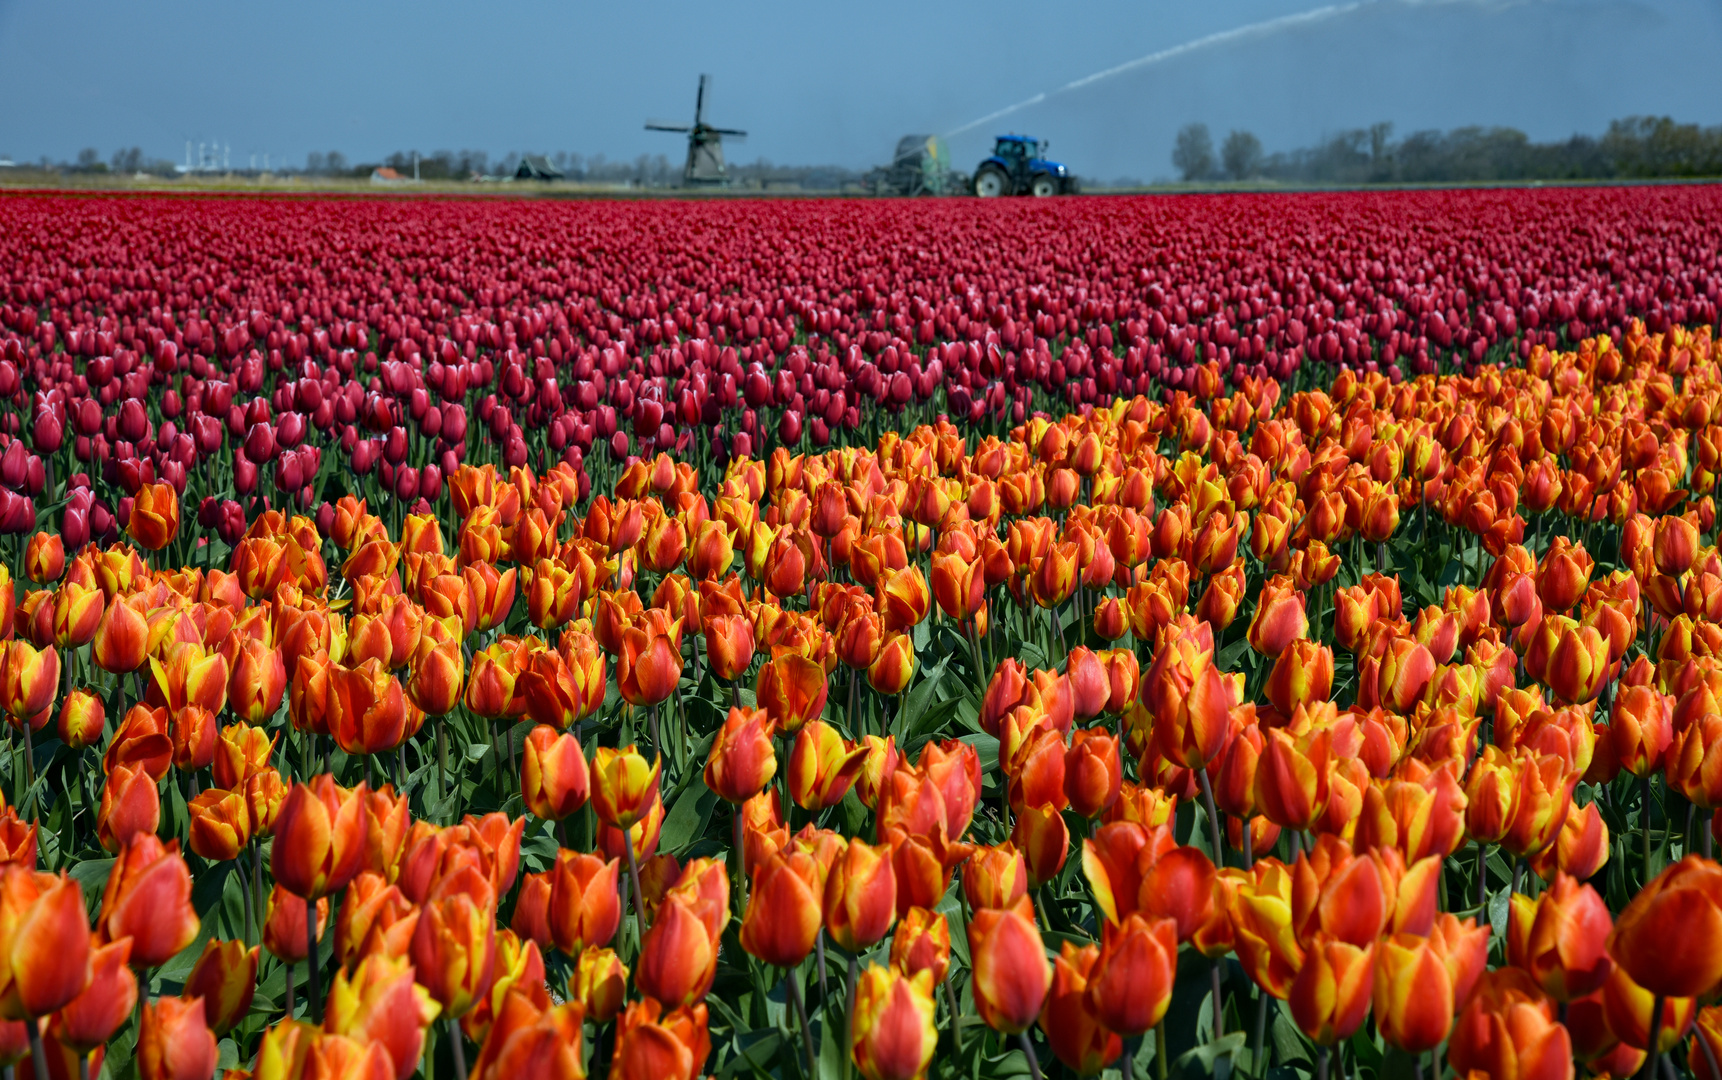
[974,166,1009,198]
[1030,174,1058,197]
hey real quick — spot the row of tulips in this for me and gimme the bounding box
[2,188,1722,576]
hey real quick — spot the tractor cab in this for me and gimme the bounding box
[973,135,1076,197]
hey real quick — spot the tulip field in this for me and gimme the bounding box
[6,185,1722,1080]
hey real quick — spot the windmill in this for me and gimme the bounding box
[646,75,747,186]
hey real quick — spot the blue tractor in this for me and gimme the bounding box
[972,135,1077,197]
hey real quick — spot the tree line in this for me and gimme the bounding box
[1171,116,1722,184]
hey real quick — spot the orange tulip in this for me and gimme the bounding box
[789,720,869,811]
[0,641,57,723]
[1373,931,1453,1053]
[755,647,829,734]
[181,938,258,1036]
[590,745,662,830]
[324,953,442,1079]
[465,640,521,719]
[545,851,620,956]
[186,786,252,862]
[611,998,708,1080]
[1255,726,1331,831]
[1084,913,1178,1038]
[263,883,328,964]
[967,904,1051,1034]
[1507,872,1614,1002]
[329,658,414,756]
[867,632,916,695]
[335,873,418,968]
[1037,941,1122,1077]
[704,706,778,804]
[520,725,590,822]
[823,839,897,953]
[410,870,496,1021]
[571,946,629,1023]
[703,611,756,684]
[850,964,938,1080]
[1608,856,1722,999]
[635,893,719,1007]
[1448,969,1573,1080]
[0,868,91,1020]
[227,637,287,726]
[617,617,683,708]
[95,761,160,853]
[97,834,199,967]
[1288,935,1375,1046]
[272,776,369,901]
[127,483,181,551]
[408,639,465,717]
[51,581,102,650]
[135,995,217,1080]
[1247,579,1308,657]
[47,935,135,1054]
[741,848,824,967]
[1266,639,1335,715]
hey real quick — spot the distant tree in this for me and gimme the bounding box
[306,151,325,174]
[1172,124,1216,182]
[74,148,106,173]
[1221,130,1263,180]
[111,147,144,173]
[325,151,349,175]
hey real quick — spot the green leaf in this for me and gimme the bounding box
[69,857,115,906]
[661,784,720,855]
[894,652,952,741]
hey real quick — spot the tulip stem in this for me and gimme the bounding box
[733,808,749,917]
[284,956,295,1016]
[446,1017,468,1080]
[787,967,817,1080]
[18,723,32,823]
[842,955,858,1080]
[436,723,449,816]
[306,905,321,1024]
[1017,1032,1043,1080]
[1316,1045,1330,1080]
[1640,995,1665,1080]
[1210,957,1225,1041]
[1476,842,1489,921]
[1251,992,1270,1078]
[816,930,830,1005]
[1642,773,1655,885]
[1155,1019,1168,1080]
[241,847,254,946]
[1197,766,1224,864]
[1696,1017,1722,1080]
[26,1015,48,1080]
[625,833,648,933]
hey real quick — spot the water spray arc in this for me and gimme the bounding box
[944,0,1507,138]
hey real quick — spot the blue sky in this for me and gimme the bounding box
[1,0,1718,180]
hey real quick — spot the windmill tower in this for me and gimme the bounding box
[646,75,747,186]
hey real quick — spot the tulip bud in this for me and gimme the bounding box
[704,706,778,804]
[851,965,939,1080]
[180,938,259,1036]
[136,995,217,1080]
[967,904,1051,1034]
[0,868,92,1019]
[591,744,662,830]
